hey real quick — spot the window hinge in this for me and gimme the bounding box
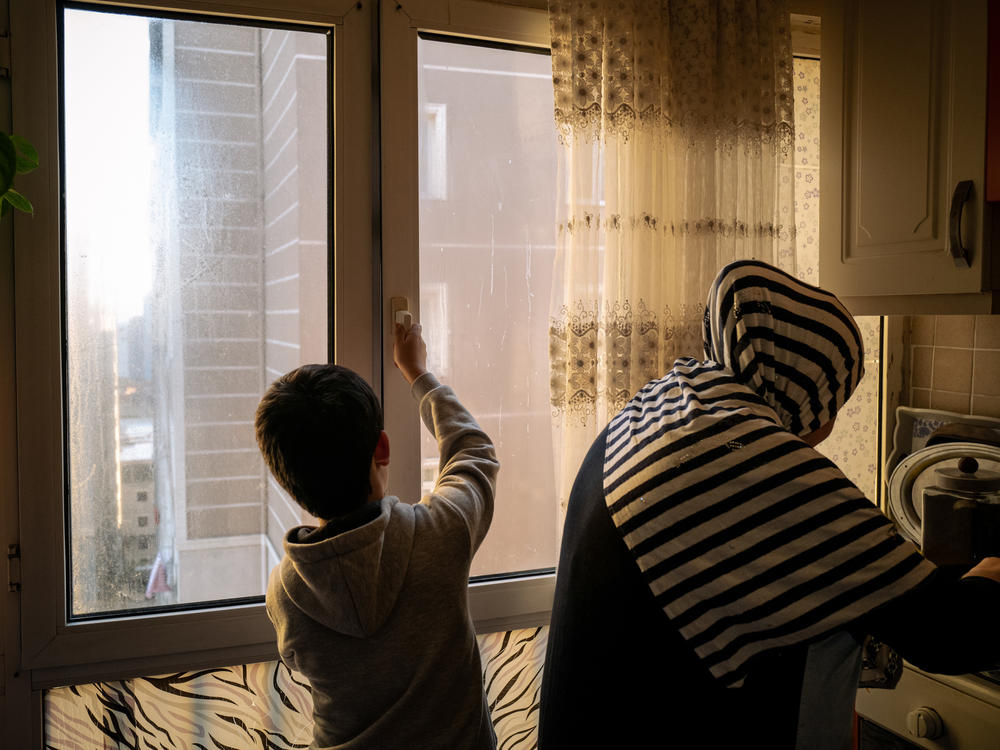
[0,33,9,79]
[7,544,21,592]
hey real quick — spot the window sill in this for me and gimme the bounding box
[469,571,555,634]
[28,573,555,689]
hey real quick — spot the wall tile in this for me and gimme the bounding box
[911,388,930,408]
[910,346,933,388]
[975,315,1000,350]
[931,347,972,392]
[973,350,1000,396]
[910,315,936,346]
[934,315,975,349]
[972,394,1000,419]
[929,389,971,414]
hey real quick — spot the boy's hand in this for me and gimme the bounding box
[394,322,429,385]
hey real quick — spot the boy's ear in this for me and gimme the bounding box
[373,430,390,466]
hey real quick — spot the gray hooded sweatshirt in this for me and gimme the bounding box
[266,373,499,750]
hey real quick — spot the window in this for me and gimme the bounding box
[62,5,329,617]
[417,36,559,577]
[14,0,551,692]
[11,0,366,684]
[788,46,883,503]
[419,103,448,200]
[379,2,555,630]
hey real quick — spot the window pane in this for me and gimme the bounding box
[418,38,559,577]
[63,9,329,616]
[789,56,881,502]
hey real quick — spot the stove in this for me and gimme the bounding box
[856,407,1000,748]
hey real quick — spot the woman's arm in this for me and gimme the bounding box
[857,562,1000,675]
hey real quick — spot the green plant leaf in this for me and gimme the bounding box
[4,188,33,215]
[10,134,38,174]
[0,134,16,197]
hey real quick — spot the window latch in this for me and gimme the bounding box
[7,544,21,592]
[391,296,412,329]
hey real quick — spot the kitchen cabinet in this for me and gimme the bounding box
[820,0,999,315]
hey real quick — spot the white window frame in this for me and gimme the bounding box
[10,0,373,688]
[378,0,556,637]
[8,0,556,704]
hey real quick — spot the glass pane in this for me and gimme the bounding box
[417,38,560,577]
[789,56,881,502]
[63,9,329,616]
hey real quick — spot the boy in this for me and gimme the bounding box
[257,322,499,750]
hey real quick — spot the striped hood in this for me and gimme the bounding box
[604,260,933,686]
[703,260,864,437]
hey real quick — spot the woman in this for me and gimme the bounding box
[539,260,1000,749]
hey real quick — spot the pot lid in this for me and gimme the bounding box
[886,442,1000,546]
[932,456,1000,492]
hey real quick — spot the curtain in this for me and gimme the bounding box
[548,0,797,519]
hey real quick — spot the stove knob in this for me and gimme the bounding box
[905,707,944,739]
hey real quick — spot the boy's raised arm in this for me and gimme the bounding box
[393,322,498,552]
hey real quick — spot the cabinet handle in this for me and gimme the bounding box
[948,180,974,268]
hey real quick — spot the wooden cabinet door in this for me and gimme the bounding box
[820,0,991,314]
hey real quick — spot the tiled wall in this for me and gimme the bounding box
[907,315,1000,418]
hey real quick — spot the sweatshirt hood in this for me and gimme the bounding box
[277,496,415,637]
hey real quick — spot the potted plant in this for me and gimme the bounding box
[0,132,37,215]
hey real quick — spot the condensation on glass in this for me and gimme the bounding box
[417,38,560,577]
[63,8,328,616]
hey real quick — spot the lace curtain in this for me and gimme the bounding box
[548,0,798,518]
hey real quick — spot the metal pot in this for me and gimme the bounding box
[922,455,1000,566]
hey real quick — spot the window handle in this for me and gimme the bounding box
[391,296,412,329]
[948,179,974,268]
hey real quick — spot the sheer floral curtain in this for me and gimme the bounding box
[548,0,798,518]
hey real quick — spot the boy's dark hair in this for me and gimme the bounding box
[255,364,384,520]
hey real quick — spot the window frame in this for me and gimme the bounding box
[378,0,557,634]
[11,0,374,684]
[10,0,558,692]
